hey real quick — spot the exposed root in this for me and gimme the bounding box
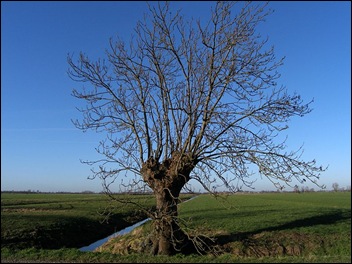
[96,226,330,258]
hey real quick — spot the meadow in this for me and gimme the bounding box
[1,192,157,249]
[1,191,351,263]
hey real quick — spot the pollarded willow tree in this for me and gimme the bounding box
[68,1,326,256]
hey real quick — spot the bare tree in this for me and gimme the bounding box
[332,182,339,192]
[293,185,300,193]
[68,2,326,255]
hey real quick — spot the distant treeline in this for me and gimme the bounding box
[1,186,350,194]
[0,190,153,194]
[0,190,177,195]
[1,190,99,194]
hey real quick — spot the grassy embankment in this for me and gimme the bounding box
[1,192,351,263]
[1,192,157,249]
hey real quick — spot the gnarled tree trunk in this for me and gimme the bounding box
[141,151,196,255]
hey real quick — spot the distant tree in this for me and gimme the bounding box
[293,185,300,193]
[332,182,339,192]
[68,1,326,255]
[81,190,95,194]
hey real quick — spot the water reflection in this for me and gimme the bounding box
[79,218,151,252]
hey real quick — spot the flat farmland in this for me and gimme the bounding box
[1,192,351,263]
[1,192,157,249]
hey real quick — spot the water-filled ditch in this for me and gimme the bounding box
[79,218,151,252]
[79,195,198,252]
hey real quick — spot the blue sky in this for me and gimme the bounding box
[1,1,351,193]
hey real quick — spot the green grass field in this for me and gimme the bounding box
[179,192,351,258]
[1,192,157,249]
[1,192,351,263]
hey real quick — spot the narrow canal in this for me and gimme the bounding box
[79,218,151,252]
[79,195,198,252]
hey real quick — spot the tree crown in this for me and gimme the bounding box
[68,1,326,194]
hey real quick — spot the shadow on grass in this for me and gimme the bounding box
[1,211,149,250]
[215,209,351,245]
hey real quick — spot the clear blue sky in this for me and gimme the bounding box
[1,1,351,193]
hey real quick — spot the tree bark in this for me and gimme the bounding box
[141,152,195,255]
[152,190,183,255]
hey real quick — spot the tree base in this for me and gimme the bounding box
[94,223,215,256]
